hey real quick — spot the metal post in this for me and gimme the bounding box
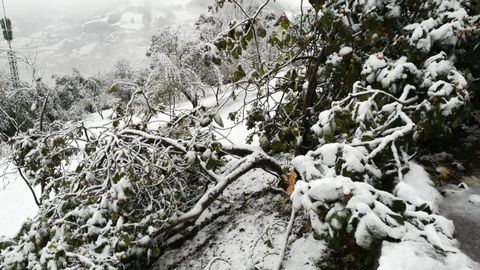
[1,0,19,88]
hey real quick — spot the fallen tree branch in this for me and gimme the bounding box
[274,207,296,270]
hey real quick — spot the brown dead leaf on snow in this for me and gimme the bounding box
[282,168,297,195]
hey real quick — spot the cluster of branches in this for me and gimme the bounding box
[0,85,284,269]
[206,0,480,268]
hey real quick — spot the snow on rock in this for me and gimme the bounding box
[468,194,480,206]
[282,234,326,270]
[379,240,478,270]
[395,162,441,211]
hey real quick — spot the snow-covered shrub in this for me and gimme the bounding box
[290,175,458,269]
[0,76,65,138]
[145,26,228,108]
[106,60,147,105]
[212,0,479,155]
[54,70,116,121]
[209,0,479,267]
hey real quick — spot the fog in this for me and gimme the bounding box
[0,0,300,82]
[4,0,154,18]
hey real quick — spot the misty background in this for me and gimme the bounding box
[0,0,298,83]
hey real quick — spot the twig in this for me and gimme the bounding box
[39,96,48,132]
[18,168,41,206]
[274,207,296,270]
[204,257,232,270]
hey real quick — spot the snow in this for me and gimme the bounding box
[338,46,353,56]
[440,184,480,262]
[395,162,441,211]
[291,155,322,181]
[282,234,326,270]
[377,57,419,89]
[441,96,464,117]
[153,169,327,270]
[468,194,480,206]
[428,80,454,97]
[422,54,454,88]
[115,12,145,31]
[326,53,342,66]
[74,43,98,56]
[362,54,387,84]
[379,240,478,270]
[0,160,40,237]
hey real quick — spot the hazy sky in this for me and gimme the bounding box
[3,0,301,20]
[4,0,128,16]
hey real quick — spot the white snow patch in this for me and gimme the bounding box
[0,161,40,237]
[379,240,478,270]
[398,161,441,210]
[468,194,480,206]
[283,234,326,270]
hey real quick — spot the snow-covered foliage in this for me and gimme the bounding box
[209,0,479,268]
[1,0,479,269]
[212,0,479,155]
[54,69,118,121]
[0,90,283,269]
[145,26,227,109]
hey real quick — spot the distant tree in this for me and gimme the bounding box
[146,25,220,108]
[53,69,116,120]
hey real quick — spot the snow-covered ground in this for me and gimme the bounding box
[153,165,327,270]
[0,161,40,237]
[440,183,480,263]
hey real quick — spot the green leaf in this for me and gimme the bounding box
[108,84,118,94]
[279,17,290,30]
[231,45,242,59]
[120,233,131,246]
[308,0,325,13]
[245,28,254,41]
[233,65,246,82]
[258,26,267,38]
[214,38,227,50]
[228,111,237,121]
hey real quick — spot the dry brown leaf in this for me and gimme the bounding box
[286,168,297,195]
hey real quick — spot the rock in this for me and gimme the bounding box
[457,182,469,189]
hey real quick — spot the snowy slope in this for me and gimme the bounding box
[0,160,40,237]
